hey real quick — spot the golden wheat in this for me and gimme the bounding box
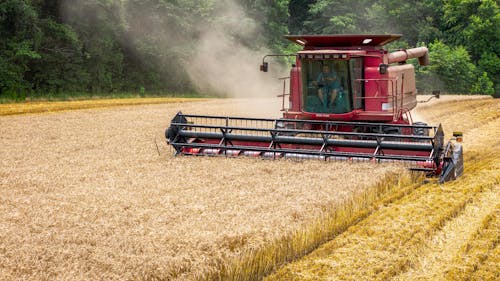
[265,97,500,280]
[443,206,500,280]
[265,153,499,280]
[394,185,500,280]
[1,96,497,280]
[0,97,208,116]
[469,241,500,280]
[0,98,402,280]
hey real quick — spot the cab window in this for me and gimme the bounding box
[301,58,361,114]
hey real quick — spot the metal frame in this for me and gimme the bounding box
[166,112,444,174]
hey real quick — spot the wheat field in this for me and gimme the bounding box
[0,96,498,280]
[0,98,406,280]
[266,96,500,280]
[0,97,208,116]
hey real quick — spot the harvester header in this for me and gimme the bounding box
[166,34,463,183]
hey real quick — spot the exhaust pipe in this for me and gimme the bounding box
[388,47,429,66]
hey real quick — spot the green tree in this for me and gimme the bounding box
[367,0,444,45]
[0,0,41,97]
[288,0,316,34]
[28,17,88,94]
[478,52,500,94]
[61,0,126,93]
[417,40,477,94]
[306,0,372,34]
[2,0,496,98]
[471,72,494,95]
[443,0,500,61]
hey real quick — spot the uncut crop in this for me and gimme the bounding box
[0,98,403,280]
[0,97,207,116]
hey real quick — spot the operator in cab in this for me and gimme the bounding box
[314,65,340,109]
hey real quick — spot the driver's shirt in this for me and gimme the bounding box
[316,71,339,89]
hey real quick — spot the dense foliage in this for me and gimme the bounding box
[295,0,499,95]
[0,0,498,99]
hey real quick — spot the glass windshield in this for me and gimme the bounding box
[302,59,359,114]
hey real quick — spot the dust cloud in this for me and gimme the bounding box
[60,0,289,105]
[184,2,285,100]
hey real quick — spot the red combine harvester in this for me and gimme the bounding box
[166,34,464,183]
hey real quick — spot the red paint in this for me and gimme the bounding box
[283,34,427,126]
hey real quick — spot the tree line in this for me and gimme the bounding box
[1,0,498,100]
[291,0,499,95]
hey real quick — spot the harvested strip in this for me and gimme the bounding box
[209,173,421,281]
[443,206,500,280]
[264,152,500,281]
[0,97,208,116]
[392,118,500,280]
[414,97,499,137]
[265,108,500,281]
[392,187,500,280]
[469,242,500,280]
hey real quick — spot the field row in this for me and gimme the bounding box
[396,179,499,280]
[264,97,500,280]
[0,98,400,280]
[0,96,497,280]
[0,97,207,116]
[445,205,499,280]
[266,150,499,280]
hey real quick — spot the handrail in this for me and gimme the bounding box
[277,76,290,111]
[354,76,414,121]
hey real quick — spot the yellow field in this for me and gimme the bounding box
[266,96,500,280]
[0,97,208,116]
[0,96,498,280]
[0,98,403,280]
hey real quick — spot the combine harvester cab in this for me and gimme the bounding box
[166,34,463,183]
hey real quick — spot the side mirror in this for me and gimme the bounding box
[418,90,441,104]
[379,64,388,74]
[260,62,268,72]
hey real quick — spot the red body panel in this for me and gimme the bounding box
[285,34,402,47]
[290,66,301,112]
[283,34,425,125]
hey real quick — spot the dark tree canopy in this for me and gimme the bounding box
[0,0,498,99]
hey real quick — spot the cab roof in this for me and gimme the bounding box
[285,34,402,47]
